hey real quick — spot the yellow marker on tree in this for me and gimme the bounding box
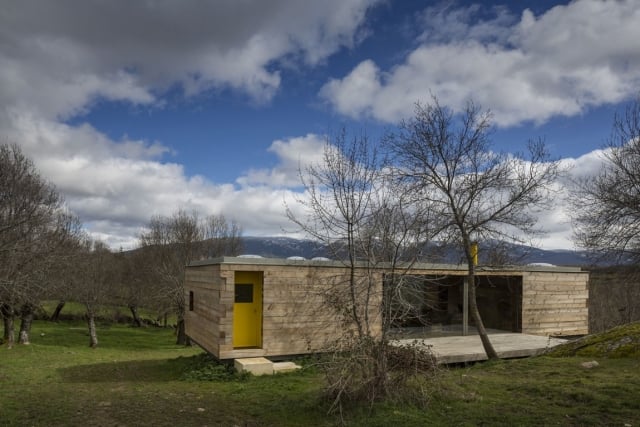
[471,241,478,266]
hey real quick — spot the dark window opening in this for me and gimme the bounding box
[235,284,253,303]
[189,291,194,311]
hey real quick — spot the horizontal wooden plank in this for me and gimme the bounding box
[524,302,587,310]
[522,292,589,301]
[523,320,588,329]
[525,314,588,323]
[219,349,267,359]
[524,284,588,293]
[524,272,588,281]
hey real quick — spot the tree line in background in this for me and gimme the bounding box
[0,144,242,348]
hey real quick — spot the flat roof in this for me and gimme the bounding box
[188,256,586,274]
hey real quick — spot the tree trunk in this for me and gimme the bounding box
[2,304,16,348]
[50,301,66,322]
[176,322,186,345]
[468,273,499,359]
[18,304,34,345]
[175,317,187,345]
[129,305,143,327]
[87,311,98,348]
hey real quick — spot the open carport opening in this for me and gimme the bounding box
[385,274,522,338]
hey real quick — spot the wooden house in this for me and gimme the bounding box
[185,257,589,360]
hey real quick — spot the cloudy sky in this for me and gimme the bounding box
[2,0,639,250]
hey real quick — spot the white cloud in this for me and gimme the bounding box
[0,0,381,248]
[0,0,380,117]
[321,0,640,126]
[0,0,619,252]
[559,148,608,181]
[417,3,516,45]
[3,110,324,248]
[6,104,604,251]
[237,134,327,187]
[530,149,609,250]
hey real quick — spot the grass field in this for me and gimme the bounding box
[1,321,639,426]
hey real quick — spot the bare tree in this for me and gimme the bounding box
[0,144,78,347]
[70,238,116,348]
[386,99,562,359]
[139,210,242,345]
[45,219,86,324]
[287,131,436,412]
[203,214,243,258]
[108,248,153,327]
[289,131,381,338]
[572,98,640,264]
[17,213,83,344]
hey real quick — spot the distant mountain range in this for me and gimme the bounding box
[240,236,594,266]
[241,236,329,259]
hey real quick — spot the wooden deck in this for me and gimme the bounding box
[392,333,567,364]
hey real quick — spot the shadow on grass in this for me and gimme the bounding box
[32,322,181,351]
[57,354,200,383]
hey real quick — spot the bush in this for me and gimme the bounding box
[319,335,440,415]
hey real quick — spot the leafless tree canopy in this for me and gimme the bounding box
[288,131,382,341]
[386,99,560,253]
[384,99,562,359]
[1,143,82,346]
[69,238,117,347]
[139,210,242,344]
[572,98,640,263]
[287,130,438,411]
[288,130,380,263]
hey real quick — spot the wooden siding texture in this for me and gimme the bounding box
[184,264,225,354]
[185,259,589,359]
[230,264,381,359]
[521,271,589,336]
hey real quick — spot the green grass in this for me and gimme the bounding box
[1,321,639,426]
[0,321,327,427]
[547,321,640,358]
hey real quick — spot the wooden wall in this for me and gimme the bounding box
[187,261,383,359]
[185,259,589,359]
[521,271,589,336]
[184,264,224,355]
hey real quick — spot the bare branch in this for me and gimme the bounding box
[571,97,640,263]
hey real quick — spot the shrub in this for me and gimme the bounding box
[319,335,440,415]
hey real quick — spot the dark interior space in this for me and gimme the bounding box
[387,274,522,336]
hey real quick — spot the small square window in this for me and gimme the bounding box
[235,284,253,303]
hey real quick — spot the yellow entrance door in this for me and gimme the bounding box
[232,271,262,348]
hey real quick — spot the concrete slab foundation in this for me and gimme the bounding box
[392,333,567,364]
